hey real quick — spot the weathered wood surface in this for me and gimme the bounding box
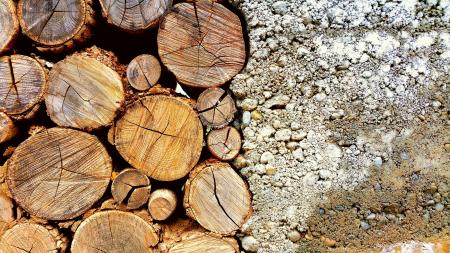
[127,54,161,91]
[0,0,19,55]
[111,168,151,209]
[184,159,252,235]
[148,188,177,221]
[113,95,203,181]
[158,1,246,88]
[0,223,57,253]
[196,87,236,128]
[0,113,17,144]
[99,0,171,32]
[207,126,241,161]
[7,128,112,220]
[46,55,125,130]
[71,210,159,253]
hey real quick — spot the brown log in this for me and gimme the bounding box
[45,55,125,130]
[113,95,203,181]
[6,128,112,220]
[99,0,171,32]
[196,87,236,128]
[17,0,95,52]
[158,1,246,88]
[0,223,57,252]
[0,55,47,119]
[0,194,14,223]
[71,210,159,253]
[183,159,252,235]
[0,113,17,144]
[127,54,161,91]
[207,126,241,161]
[0,0,19,55]
[148,189,177,221]
[111,168,151,209]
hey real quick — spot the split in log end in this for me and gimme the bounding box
[127,54,161,91]
[196,88,237,129]
[111,168,151,209]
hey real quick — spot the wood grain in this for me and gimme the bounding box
[46,55,125,130]
[0,112,17,144]
[0,223,57,253]
[169,235,236,253]
[0,0,19,55]
[184,159,252,235]
[207,126,241,161]
[127,54,161,91]
[158,1,246,88]
[71,210,159,253]
[148,188,177,221]
[111,168,151,209]
[196,87,236,128]
[0,55,47,116]
[7,128,112,220]
[99,0,171,32]
[114,95,203,181]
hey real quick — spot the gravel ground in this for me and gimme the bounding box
[229,0,449,252]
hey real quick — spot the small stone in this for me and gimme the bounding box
[400,151,410,160]
[266,167,277,175]
[319,169,331,179]
[360,221,370,230]
[395,84,405,94]
[326,143,343,158]
[374,157,383,167]
[323,237,336,247]
[251,110,263,121]
[367,213,376,220]
[260,151,274,164]
[275,129,292,141]
[233,155,248,169]
[264,95,290,109]
[293,148,304,161]
[444,143,450,152]
[287,230,301,242]
[272,1,289,15]
[241,98,258,111]
[242,111,251,126]
[291,131,307,141]
[314,93,326,102]
[286,142,298,151]
[362,70,372,78]
[305,234,314,240]
[290,122,301,130]
[435,203,444,211]
[241,236,259,252]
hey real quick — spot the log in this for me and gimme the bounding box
[111,168,151,209]
[17,0,94,52]
[99,0,171,32]
[169,235,237,253]
[0,0,19,55]
[207,126,241,161]
[183,159,252,235]
[0,194,14,223]
[158,1,246,88]
[45,55,125,130]
[113,95,203,181]
[6,127,112,220]
[127,54,161,91]
[0,223,57,252]
[148,189,177,221]
[0,55,47,119]
[0,113,18,144]
[196,87,236,128]
[71,210,159,253]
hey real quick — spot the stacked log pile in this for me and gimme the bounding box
[0,0,251,252]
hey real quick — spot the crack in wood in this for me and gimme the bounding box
[211,167,239,228]
[36,0,63,41]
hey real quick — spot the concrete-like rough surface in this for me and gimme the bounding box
[230,0,449,252]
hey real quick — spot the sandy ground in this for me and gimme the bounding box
[229,0,449,252]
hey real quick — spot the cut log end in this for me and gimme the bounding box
[0,223,57,253]
[127,54,161,91]
[158,1,246,88]
[18,0,94,50]
[0,0,19,55]
[196,88,236,128]
[99,0,172,32]
[169,235,237,253]
[71,210,159,253]
[45,55,125,130]
[0,55,47,117]
[7,128,112,220]
[207,126,241,161]
[114,95,203,181]
[0,113,18,144]
[111,168,151,209]
[184,160,252,235]
[148,189,177,221]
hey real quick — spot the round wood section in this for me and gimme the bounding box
[0,223,57,253]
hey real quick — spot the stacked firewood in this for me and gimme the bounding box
[0,0,251,252]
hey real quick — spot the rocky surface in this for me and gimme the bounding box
[230,0,449,252]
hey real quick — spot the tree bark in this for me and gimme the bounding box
[158,1,246,88]
[45,55,125,131]
[99,0,172,32]
[113,95,203,181]
[7,128,112,220]
[183,159,252,235]
[17,0,95,52]
[148,189,177,221]
[196,87,236,128]
[0,0,19,55]
[71,210,159,253]
[0,113,17,144]
[111,168,151,210]
[127,54,161,91]
[0,223,57,252]
[207,126,241,161]
[0,55,47,119]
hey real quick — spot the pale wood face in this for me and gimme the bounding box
[0,0,19,54]
[207,126,241,161]
[111,168,151,209]
[169,235,236,253]
[114,95,203,181]
[127,54,161,91]
[158,2,246,88]
[197,88,237,128]
[18,0,86,46]
[46,55,125,130]
[0,224,57,253]
[0,55,46,115]
[7,128,112,220]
